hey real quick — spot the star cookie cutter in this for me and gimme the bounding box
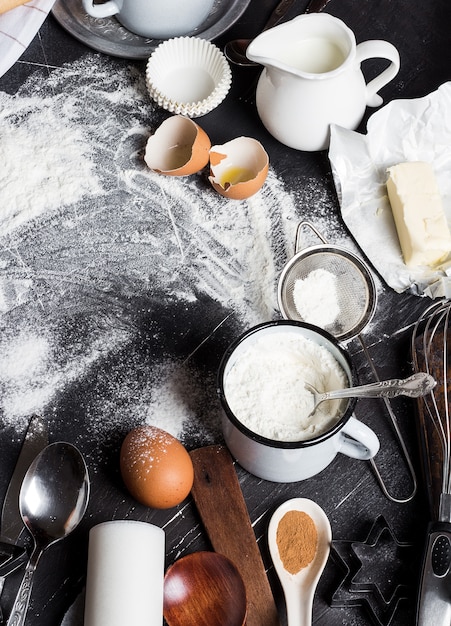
[331,515,415,625]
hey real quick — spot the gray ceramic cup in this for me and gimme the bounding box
[218,321,380,483]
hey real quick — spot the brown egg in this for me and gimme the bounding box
[120,425,194,509]
[209,136,269,200]
[144,115,211,176]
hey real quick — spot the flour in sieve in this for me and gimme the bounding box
[224,331,348,442]
[293,268,340,328]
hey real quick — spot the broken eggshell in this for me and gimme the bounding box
[144,115,211,176]
[208,137,269,199]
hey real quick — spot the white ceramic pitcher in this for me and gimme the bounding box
[246,13,400,151]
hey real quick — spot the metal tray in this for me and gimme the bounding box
[51,0,250,60]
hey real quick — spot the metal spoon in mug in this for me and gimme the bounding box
[6,442,90,626]
[305,372,436,418]
[224,0,297,66]
[268,498,331,626]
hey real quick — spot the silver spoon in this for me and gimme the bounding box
[268,498,331,625]
[305,372,436,418]
[224,0,297,67]
[6,442,90,626]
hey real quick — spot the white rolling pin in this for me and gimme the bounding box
[84,520,165,626]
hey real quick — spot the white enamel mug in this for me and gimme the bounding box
[82,0,215,39]
[218,321,380,483]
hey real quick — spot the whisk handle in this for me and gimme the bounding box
[416,522,451,624]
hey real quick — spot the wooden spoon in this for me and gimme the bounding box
[189,445,281,626]
[164,551,247,626]
[0,0,31,14]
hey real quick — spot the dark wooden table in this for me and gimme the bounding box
[1,0,450,624]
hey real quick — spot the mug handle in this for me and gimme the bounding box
[82,0,120,18]
[338,416,380,460]
[356,40,400,108]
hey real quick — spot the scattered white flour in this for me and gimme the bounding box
[0,50,395,626]
[223,330,348,441]
[1,102,102,235]
[0,53,348,445]
[293,268,340,329]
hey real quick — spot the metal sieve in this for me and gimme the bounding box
[278,224,377,342]
[277,221,417,503]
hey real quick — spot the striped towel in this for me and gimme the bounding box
[0,0,55,79]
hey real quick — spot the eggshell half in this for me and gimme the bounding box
[209,136,269,199]
[144,115,211,176]
[120,425,194,509]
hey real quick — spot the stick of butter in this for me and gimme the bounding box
[386,162,451,268]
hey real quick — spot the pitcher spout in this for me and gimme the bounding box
[246,22,301,75]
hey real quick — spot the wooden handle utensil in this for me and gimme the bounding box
[414,332,446,520]
[189,445,281,626]
[0,0,31,14]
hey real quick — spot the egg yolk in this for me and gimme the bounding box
[220,166,255,188]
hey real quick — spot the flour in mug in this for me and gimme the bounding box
[224,331,348,441]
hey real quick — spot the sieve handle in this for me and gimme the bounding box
[294,221,328,253]
[313,372,436,404]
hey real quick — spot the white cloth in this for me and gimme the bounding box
[0,0,55,79]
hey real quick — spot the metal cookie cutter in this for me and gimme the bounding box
[331,515,414,626]
[277,221,417,503]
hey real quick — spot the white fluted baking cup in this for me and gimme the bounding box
[146,36,232,117]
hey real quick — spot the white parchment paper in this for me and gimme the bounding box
[329,81,451,299]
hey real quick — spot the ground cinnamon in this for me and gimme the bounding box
[276,510,318,574]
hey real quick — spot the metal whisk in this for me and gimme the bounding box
[411,299,451,625]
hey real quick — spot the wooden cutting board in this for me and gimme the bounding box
[189,445,281,626]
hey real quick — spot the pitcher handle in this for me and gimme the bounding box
[338,416,380,460]
[82,0,120,18]
[356,40,400,108]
